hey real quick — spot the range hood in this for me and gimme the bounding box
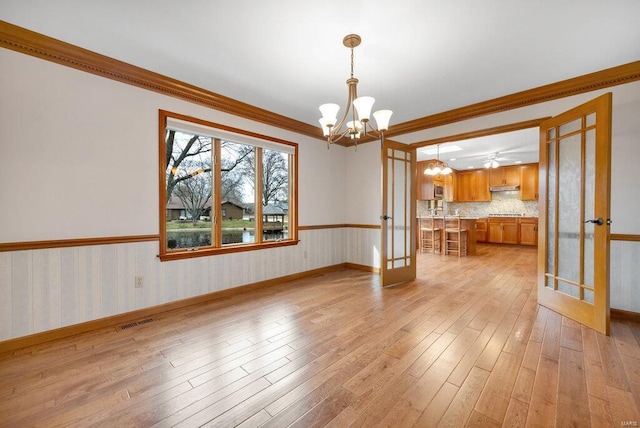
[489,185,520,192]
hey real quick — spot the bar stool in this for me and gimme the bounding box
[444,215,467,257]
[419,216,441,253]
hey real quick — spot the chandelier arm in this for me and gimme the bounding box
[330,80,359,141]
[363,122,381,138]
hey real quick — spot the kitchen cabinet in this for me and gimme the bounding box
[520,163,539,200]
[457,170,491,202]
[443,171,457,202]
[476,218,488,242]
[488,217,519,244]
[490,165,520,187]
[519,217,538,246]
[416,161,432,200]
[417,160,450,200]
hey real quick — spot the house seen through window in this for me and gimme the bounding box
[159,110,297,261]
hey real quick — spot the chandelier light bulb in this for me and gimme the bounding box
[353,96,375,122]
[346,120,363,133]
[373,110,393,131]
[318,118,331,137]
[319,103,339,127]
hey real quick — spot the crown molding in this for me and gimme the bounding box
[0,20,323,140]
[2,20,639,143]
[411,118,551,148]
[386,61,640,138]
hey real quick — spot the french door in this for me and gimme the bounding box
[381,140,416,287]
[538,93,612,335]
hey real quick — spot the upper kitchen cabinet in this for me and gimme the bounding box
[490,165,520,187]
[443,170,457,202]
[417,160,448,200]
[457,170,491,202]
[519,163,539,200]
[417,161,434,200]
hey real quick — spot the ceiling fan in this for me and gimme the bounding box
[449,149,538,168]
[484,152,507,168]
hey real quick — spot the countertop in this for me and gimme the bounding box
[417,215,479,220]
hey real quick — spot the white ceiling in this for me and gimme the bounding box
[2,1,639,167]
[417,127,539,169]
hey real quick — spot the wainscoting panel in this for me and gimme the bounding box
[611,240,640,313]
[2,229,638,343]
[0,228,353,342]
[345,226,381,269]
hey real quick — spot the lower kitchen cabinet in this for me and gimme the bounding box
[488,218,519,244]
[476,218,488,242]
[519,218,539,246]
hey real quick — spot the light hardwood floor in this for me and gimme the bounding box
[1,244,639,427]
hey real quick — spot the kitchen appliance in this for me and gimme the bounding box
[434,184,444,199]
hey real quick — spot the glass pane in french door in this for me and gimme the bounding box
[583,128,596,303]
[546,139,556,289]
[386,149,393,270]
[387,148,411,269]
[557,132,581,298]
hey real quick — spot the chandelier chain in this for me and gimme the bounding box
[350,46,355,79]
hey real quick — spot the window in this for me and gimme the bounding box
[159,110,298,261]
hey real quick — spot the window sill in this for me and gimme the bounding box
[158,239,300,262]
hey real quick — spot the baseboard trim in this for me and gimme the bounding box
[0,262,377,354]
[611,308,640,323]
[345,262,380,273]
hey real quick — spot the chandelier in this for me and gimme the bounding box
[424,144,453,175]
[318,34,393,149]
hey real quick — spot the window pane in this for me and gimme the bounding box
[262,149,289,242]
[165,130,213,250]
[160,111,298,261]
[220,141,255,245]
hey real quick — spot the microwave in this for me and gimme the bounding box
[434,184,444,199]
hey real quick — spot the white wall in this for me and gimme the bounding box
[0,48,354,341]
[344,142,382,225]
[0,48,348,242]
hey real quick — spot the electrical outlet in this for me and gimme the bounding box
[135,275,144,288]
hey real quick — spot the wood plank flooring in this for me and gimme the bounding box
[1,244,639,427]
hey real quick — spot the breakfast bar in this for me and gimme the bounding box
[418,216,478,256]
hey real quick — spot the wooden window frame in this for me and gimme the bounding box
[158,110,298,262]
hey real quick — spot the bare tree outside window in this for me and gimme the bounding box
[173,162,212,225]
[243,148,289,206]
[220,141,253,206]
[160,110,297,260]
[165,130,212,204]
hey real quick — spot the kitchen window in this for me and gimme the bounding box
[159,110,298,261]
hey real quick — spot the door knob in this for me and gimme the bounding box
[584,218,604,226]
[381,215,392,221]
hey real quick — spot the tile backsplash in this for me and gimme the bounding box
[418,191,539,218]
